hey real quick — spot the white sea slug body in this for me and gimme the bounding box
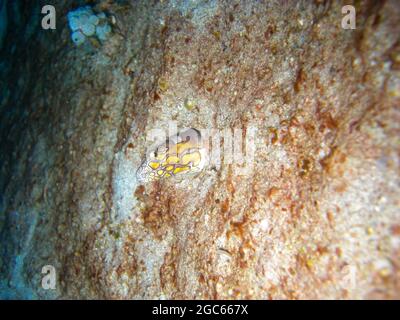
[136,128,207,183]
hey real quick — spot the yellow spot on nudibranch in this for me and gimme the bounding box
[173,166,190,175]
[165,155,180,165]
[181,151,201,166]
[149,162,160,170]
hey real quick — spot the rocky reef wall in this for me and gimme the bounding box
[0,0,399,299]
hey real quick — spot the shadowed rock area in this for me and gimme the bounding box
[0,0,399,299]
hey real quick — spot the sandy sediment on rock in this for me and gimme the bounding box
[0,0,399,299]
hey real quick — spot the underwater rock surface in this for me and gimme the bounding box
[0,0,399,299]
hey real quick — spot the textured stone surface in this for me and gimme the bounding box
[0,0,399,299]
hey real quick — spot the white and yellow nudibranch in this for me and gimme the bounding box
[136,128,207,183]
